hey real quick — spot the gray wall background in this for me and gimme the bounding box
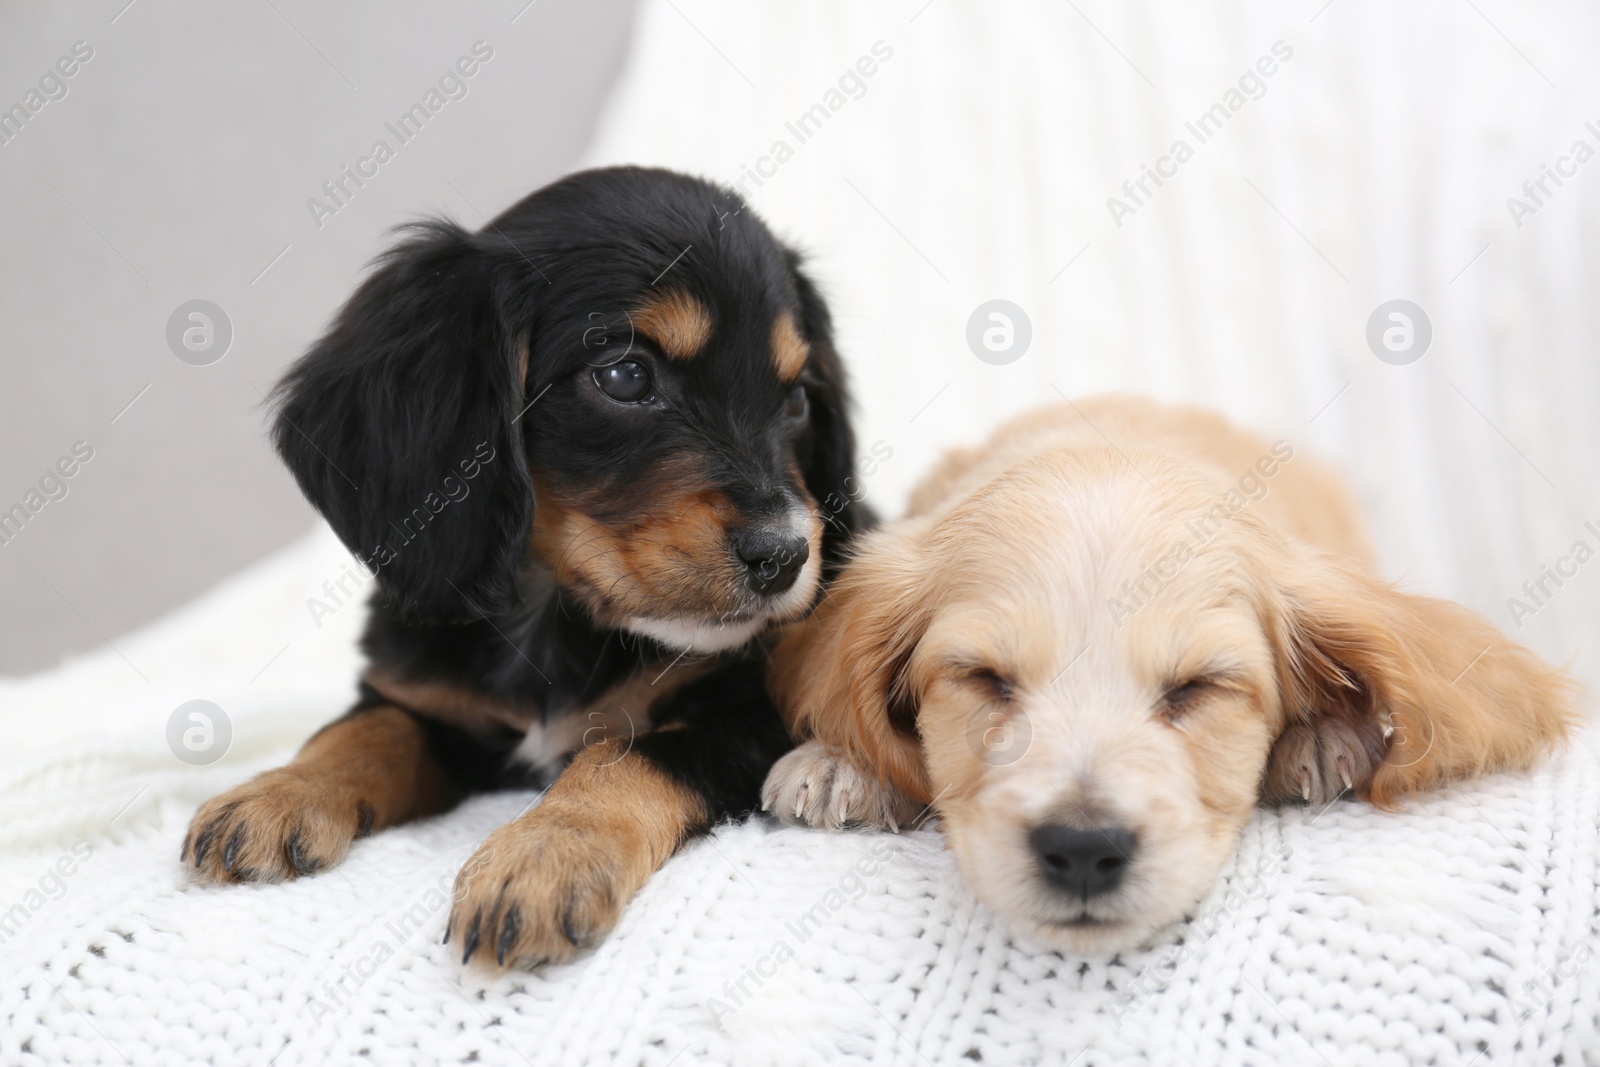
[0,0,637,675]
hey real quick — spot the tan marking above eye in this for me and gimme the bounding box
[632,290,713,361]
[771,310,809,382]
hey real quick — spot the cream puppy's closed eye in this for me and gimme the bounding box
[768,395,1578,954]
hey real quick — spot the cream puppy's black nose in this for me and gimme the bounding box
[1030,824,1137,899]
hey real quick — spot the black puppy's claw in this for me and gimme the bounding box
[497,907,522,966]
[461,912,482,964]
[222,828,244,873]
[355,804,375,838]
[286,833,323,875]
[191,827,216,869]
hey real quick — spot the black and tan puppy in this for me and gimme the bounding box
[182,167,869,969]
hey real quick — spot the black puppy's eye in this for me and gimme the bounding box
[785,384,808,419]
[593,361,652,403]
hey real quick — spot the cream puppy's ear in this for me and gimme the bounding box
[768,525,934,804]
[1262,547,1578,808]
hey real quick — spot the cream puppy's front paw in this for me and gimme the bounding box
[762,740,922,830]
[1263,717,1383,806]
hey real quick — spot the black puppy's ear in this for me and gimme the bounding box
[271,221,534,623]
[785,249,874,569]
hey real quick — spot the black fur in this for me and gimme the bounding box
[273,223,533,623]
[636,655,798,822]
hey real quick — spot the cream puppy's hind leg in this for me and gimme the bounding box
[762,740,923,830]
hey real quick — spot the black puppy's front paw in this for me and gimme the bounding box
[182,768,373,884]
[447,807,647,971]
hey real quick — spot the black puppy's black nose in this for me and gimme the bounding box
[1029,824,1137,900]
[733,529,809,595]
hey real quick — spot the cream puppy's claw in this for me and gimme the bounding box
[880,793,900,834]
[763,740,920,831]
[1336,755,1354,792]
[792,776,811,820]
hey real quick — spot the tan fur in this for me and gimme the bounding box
[183,706,458,883]
[531,470,823,634]
[769,395,1578,952]
[364,667,536,733]
[900,396,1373,562]
[530,474,734,620]
[770,310,809,382]
[448,745,707,969]
[632,289,712,360]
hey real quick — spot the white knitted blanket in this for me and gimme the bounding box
[6,3,1600,1064]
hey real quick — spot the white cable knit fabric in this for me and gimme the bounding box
[4,3,1600,1064]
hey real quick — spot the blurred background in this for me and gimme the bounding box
[3,0,1598,701]
[0,0,636,675]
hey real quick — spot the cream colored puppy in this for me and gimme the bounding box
[763,396,1575,953]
